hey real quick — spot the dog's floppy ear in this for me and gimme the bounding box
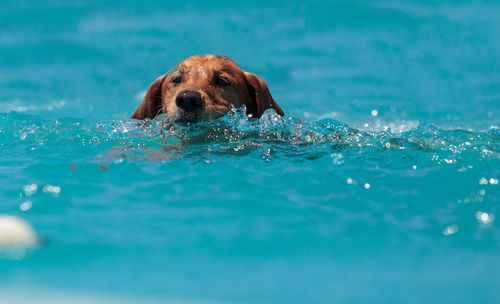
[131,75,166,120]
[244,72,284,118]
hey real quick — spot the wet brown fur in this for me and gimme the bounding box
[131,55,284,121]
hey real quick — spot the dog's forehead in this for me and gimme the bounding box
[177,55,241,77]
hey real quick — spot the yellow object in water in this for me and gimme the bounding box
[0,215,38,247]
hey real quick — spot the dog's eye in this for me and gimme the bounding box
[215,76,230,88]
[172,76,182,85]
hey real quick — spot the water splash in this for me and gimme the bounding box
[1,109,498,165]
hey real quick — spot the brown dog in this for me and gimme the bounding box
[131,54,284,123]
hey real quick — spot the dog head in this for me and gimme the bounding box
[131,55,284,123]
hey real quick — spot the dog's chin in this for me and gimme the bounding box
[171,111,204,125]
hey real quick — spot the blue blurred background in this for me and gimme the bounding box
[1,0,498,128]
[1,1,499,303]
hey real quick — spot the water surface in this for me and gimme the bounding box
[1,1,499,303]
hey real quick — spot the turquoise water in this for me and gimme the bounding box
[1,1,499,303]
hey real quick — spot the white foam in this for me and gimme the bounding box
[361,119,420,134]
[0,99,66,113]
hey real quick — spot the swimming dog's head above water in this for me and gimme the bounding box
[131,54,284,123]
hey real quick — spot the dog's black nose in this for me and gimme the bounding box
[175,90,203,112]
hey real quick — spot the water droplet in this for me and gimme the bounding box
[489,178,498,185]
[22,184,38,196]
[331,153,344,165]
[42,185,61,197]
[346,177,354,185]
[412,165,417,170]
[443,224,459,236]
[19,201,32,211]
[364,183,370,189]
[371,109,378,117]
[479,177,488,185]
[476,211,495,225]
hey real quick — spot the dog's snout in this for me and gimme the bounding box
[175,90,203,112]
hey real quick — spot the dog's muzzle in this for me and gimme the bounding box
[174,90,204,123]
